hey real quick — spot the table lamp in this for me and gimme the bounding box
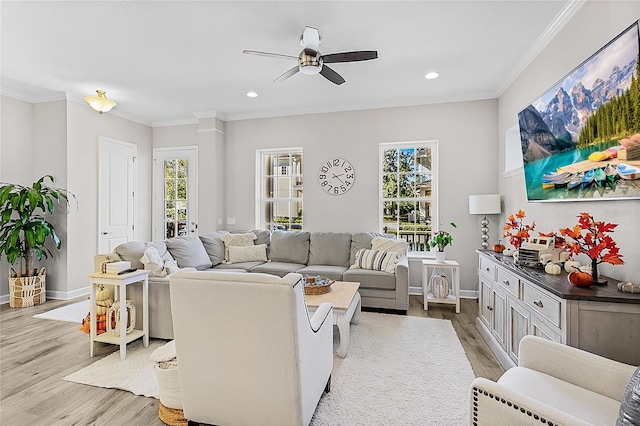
[468,194,502,249]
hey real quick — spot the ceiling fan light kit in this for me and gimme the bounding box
[244,26,378,85]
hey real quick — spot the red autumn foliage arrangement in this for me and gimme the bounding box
[559,212,624,283]
[503,210,536,250]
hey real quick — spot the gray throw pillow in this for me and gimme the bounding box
[269,231,310,264]
[165,236,212,270]
[308,232,351,266]
[617,366,640,426]
[199,231,229,266]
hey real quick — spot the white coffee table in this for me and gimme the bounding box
[305,281,361,358]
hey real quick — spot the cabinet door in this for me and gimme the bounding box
[508,298,531,364]
[479,276,492,327]
[491,284,507,351]
[532,314,562,343]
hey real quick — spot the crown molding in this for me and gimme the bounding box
[495,0,586,98]
[1,87,67,103]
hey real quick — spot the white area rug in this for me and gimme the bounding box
[33,299,89,323]
[63,312,476,424]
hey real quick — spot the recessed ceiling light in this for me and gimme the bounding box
[246,91,258,98]
[425,72,440,80]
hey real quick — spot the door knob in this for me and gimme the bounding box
[101,231,111,235]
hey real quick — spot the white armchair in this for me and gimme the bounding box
[470,335,637,425]
[169,269,333,426]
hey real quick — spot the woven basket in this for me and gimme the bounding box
[9,275,46,307]
[304,280,333,296]
[158,402,187,426]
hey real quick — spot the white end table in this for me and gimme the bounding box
[422,259,460,313]
[88,270,149,360]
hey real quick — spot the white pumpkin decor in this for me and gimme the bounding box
[545,262,562,275]
[564,260,582,273]
[503,248,513,257]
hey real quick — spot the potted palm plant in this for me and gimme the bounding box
[0,175,74,307]
[429,222,456,263]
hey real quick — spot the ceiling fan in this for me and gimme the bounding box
[243,26,378,85]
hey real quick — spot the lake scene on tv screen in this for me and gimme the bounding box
[518,22,640,202]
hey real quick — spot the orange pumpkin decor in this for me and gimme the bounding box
[568,271,594,287]
[493,243,505,253]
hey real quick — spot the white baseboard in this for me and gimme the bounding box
[0,288,90,305]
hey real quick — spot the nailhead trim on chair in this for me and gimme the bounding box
[472,387,556,426]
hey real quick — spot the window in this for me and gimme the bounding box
[380,141,437,252]
[257,149,303,231]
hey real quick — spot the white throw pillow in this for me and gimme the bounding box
[220,232,257,262]
[371,236,408,255]
[140,247,179,277]
[350,248,398,274]
[227,244,268,264]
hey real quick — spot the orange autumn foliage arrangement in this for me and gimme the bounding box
[559,212,624,284]
[503,210,536,250]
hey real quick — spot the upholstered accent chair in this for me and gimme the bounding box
[169,269,334,426]
[470,335,638,425]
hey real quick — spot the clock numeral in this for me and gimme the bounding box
[346,173,354,179]
[333,158,340,166]
[321,181,328,187]
[319,174,326,180]
[334,187,339,194]
[345,180,351,186]
[340,185,346,192]
[321,166,329,173]
[344,166,352,172]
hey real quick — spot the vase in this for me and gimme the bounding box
[435,251,446,263]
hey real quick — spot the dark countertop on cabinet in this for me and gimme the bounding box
[477,250,640,304]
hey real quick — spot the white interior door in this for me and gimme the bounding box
[98,137,137,253]
[153,147,198,241]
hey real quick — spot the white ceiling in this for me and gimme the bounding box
[1,1,580,126]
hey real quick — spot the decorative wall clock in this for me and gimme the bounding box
[318,157,355,195]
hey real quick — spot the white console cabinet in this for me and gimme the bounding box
[477,251,640,369]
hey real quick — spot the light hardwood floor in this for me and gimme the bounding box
[0,295,503,425]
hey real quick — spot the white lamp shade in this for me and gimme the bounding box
[469,194,501,215]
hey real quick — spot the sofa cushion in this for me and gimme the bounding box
[618,366,640,426]
[351,249,398,274]
[308,232,351,267]
[269,231,310,265]
[296,265,348,282]
[498,367,621,426]
[343,268,396,290]
[115,241,172,269]
[199,231,229,266]
[212,262,262,272]
[227,244,268,264]
[251,261,306,278]
[349,232,387,264]
[371,236,408,255]
[165,236,212,270]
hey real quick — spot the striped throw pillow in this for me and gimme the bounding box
[352,249,398,274]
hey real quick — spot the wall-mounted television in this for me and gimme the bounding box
[517,21,640,202]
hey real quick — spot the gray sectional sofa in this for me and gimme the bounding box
[95,230,409,339]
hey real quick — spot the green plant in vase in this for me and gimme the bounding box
[429,222,456,262]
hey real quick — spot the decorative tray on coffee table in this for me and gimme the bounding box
[303,277,335,295]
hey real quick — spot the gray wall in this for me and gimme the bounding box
[224,100,500,293]
[498,1,640,283]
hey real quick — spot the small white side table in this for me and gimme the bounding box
[422,259,460,313]
[88,270,149,361]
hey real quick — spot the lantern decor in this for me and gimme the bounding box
[503,210,536,250]
[429,273,450,299]
[559,212,624,285]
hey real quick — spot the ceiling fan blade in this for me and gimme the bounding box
[243,50,298,60]
[301,26,320,51]
[319,65,345,85]
[274,66,299,83]
[322,50,378,63]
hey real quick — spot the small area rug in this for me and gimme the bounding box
[33,299,89,323]
[63,312,475,424]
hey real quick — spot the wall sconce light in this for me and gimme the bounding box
[84,90,117,114]
[468,194,502,249]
